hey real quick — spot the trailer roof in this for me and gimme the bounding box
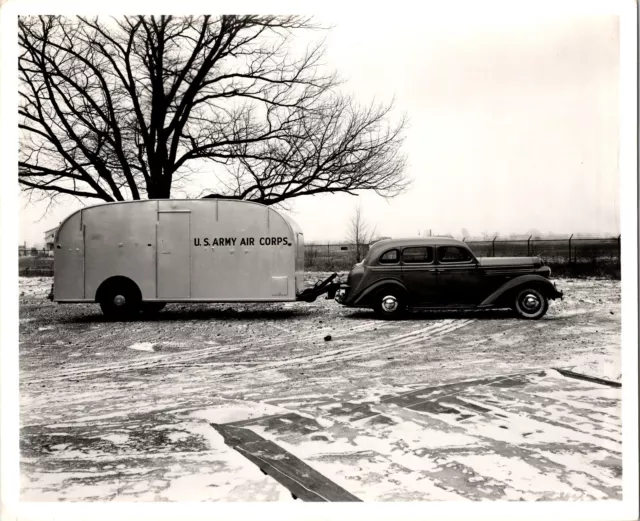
[54,198,303,238]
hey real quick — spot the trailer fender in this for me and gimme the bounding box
[353,279,408,307]
[95,276,142,303]
[478,274,561,308]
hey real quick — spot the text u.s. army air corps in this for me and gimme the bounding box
[193,237,292,247]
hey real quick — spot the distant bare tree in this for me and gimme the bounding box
[481,231,498,241]
[19,15,408,206]
[346,203,376,263]
[526,228,542,240]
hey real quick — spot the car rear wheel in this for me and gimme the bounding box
[514,288,548,320]
[99,285,141,319]
[374,290,406,319]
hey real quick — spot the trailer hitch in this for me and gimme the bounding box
[296,273,341,303]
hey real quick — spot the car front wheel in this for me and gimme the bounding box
[374,290,406,319]
[514,288,548,320]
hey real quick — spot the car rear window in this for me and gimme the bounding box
[402,247,434,264]
[379,249,399,264]
[437,246,472,263]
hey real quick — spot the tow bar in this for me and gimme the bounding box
[296,273,341,303]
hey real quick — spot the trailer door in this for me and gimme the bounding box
[157,211,191,298]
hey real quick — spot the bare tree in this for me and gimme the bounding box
[346,203,376,263]
[19,15,408,206]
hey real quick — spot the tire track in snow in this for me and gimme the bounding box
[195,319,476,380]
[24,319,391,383]
[26,318,475,384]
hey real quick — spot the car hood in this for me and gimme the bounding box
[477,256,541,267]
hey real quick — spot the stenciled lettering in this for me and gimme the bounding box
[193,236,291,247]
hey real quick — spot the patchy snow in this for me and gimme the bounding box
[566,355,621,383]
[128,342,155,352]
[167,431,190,442]
[19,276,622,501]
[538,449,620,486]
[316,417,335,428]
[19,277,52,298]
[102,434,129,444]
[461,454,568,498]
[189,402,286,425]
[355,360,389,368]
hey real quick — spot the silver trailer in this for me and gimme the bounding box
[51,199,337,317]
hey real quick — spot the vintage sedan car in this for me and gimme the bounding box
[334,238,563,319]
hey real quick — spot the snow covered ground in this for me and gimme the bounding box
[17,276,623,501]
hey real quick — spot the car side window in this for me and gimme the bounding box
[437,246,473,263]
[379,249,400,264]
[402,246,434,264]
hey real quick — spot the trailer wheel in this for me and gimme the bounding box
[98,280,141,319]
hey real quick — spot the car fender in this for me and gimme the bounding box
[478,274,558,308]
[352,279,408,306]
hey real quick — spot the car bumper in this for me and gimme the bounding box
[334,285,351,305]
[551,283,563,300]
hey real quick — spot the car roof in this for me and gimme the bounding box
[366,237,467,259]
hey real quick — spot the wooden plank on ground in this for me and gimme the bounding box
[211,423,362,502]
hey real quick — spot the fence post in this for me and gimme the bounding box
[568,234,573,264]
[527,235,532,256]
[618,234,621,268]
[492,236,497,257]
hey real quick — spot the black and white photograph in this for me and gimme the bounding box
[1,0,638,520]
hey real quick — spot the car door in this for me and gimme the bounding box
[435,245,485,305]
[375,248,403,281]
[401,246,438,305]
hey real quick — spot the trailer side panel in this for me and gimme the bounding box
[189,200,295,300]
[83,201,157,300]
[54,212,85,300]
[157,211,191,298]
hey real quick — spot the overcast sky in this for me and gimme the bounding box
[19,7,621,246]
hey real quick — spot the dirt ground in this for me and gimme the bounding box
[18,275,622,501]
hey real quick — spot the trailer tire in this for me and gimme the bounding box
[98,278,141,319]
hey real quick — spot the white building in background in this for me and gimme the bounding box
[44,227,58,255]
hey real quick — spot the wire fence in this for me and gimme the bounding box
[305,236,622,276]
[19,248,54,257]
